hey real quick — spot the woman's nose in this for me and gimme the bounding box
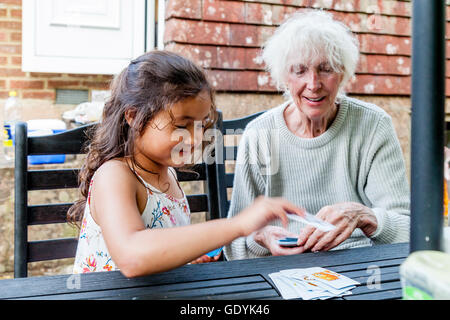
[305,70,321,91]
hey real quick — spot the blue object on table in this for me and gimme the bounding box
[16,119,67,164]
[27,129,66,164]
[206,247,224,257]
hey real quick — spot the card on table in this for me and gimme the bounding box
[269,267,360,300]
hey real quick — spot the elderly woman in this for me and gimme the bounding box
[224,10,410,260]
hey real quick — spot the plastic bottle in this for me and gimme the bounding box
[3,90,22,162]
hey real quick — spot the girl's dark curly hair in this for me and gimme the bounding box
[67,50,217,227]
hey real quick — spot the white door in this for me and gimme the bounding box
[22,0,146,75]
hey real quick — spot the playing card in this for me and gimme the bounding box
[280,269,355,296]
[288,212,336,232]
[270,267,360,300]
[268,272,300,300]
[305,267,360,289]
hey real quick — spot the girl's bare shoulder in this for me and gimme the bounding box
[93,159,139,191]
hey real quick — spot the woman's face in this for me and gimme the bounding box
[285,58,343,120]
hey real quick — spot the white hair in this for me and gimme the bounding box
[261,10,359,96]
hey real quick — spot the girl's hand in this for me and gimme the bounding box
[190,253,221,264]
[296,202,378,253]
[253,225,305,256]
[233,196,305,237]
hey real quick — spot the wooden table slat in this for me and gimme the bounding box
[0,243,409,300]
[343,289,403,300]
[127,282,273,300]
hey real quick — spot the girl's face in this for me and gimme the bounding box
[133,90,212,170]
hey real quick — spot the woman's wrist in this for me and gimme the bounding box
[357,208,378,237]
[252,229,266,247]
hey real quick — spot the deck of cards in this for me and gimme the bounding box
[269,267,360,300]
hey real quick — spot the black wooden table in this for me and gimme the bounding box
[0,243,409,300]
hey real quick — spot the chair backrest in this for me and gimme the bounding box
[14,121,219,278]
[214,110,265,220]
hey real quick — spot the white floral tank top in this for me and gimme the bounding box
[72,170,190,274]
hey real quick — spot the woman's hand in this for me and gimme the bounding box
[233,196,305,237]
[296,202,378,252]
[253,225,305,256]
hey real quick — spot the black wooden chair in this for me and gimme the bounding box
[14,121,220,277]
[214,110,265,220]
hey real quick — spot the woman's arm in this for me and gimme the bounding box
[296,115,410,252]
[362,115,410,244]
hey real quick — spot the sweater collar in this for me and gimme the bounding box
[274,96,349,149]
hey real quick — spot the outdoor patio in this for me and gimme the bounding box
[0,0,449,305]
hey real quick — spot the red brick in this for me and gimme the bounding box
[245,3,272,25]
[67,73,94,78]
[229,24,258,47]
[165,43,217,68]
[203,0,245,23]
[164,19,230,45]
[0,32,7,41]
[47,80,80,88]
[81,81,111,90]
[358,34,411,56]
[257,25,276,46]
[0,56,7,65]
[10,56,21,65]
[271,5,298,25]
[257,71,276,91]
[0,44,21,54]
[332,11,410,36]
[0,67,25,77]
[0,21,21,30]
[265,0,411,17]
[206,70,258,91]
[217,47,246,70]
[0,0,22,5]
[245,47,264,70]
[345,74,411,95]
[0,9,7,17]
[10,8,21,18]
[10,32,21,42]
[10,80,44,90]
[29,72,62,78]
[165,0,201,20]
[22,91,56,100]
[357,55,411,76]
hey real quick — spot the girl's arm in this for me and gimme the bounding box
[91,160,303,278]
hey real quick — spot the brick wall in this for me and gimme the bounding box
[0,0,112,103]
[164,0,450,96]
[1,0,449,103]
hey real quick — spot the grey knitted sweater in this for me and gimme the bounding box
[224,96,410,260]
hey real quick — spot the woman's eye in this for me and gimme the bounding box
[319,64,333,73]
[174,124,188,129]
[291,65,306,75]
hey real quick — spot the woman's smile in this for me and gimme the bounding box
[303,95,327,106]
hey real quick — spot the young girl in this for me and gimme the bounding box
[68,50,304,278]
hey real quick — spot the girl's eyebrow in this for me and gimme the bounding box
[176,114,210,121]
